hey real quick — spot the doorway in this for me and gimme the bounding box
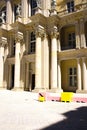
[11,64,15,89]
[31,74,35,90]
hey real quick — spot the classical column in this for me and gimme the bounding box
[76,58,82,92]
[6,0,12,24]
[0,37,7,88]
[43,34,49,90]
[82,57,87,91]
[51,26,58,91]
[80,19,86,48]
[75,21,80,49]
[35,28,42,91]
[28,0,31,17]
[21,0,28,18]
[57,60,62,91]
[14,32,23,90]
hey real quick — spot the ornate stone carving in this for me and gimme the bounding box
[16,4,21,16]
[51,0,56,9]
[51,26,58,38]
[15,32,23,43]
[35,25,45,38]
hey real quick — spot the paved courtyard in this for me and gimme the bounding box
[0,90,87,130]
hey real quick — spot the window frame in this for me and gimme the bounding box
[68,32,76,48]
[30,32,36,53]
[67,0,74,13]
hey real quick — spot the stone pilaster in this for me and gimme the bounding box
[0,37,7,89]
[14,32,23,90]
[6,0,12,24]
[80,19,86,48]
[51,26,58,92]
[75,21,80,49]
[82,57,87,91]
[76,58,82,92]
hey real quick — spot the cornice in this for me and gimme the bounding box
[10,21,25,35]
[59,9,87,28]
[26,13,47,31]
[47,14,60,26]
[58,48,87,60]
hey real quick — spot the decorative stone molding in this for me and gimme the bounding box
[0,37,7,47]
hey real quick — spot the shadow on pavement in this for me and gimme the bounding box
[43,106,87,130]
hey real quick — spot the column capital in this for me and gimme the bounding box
[82,57,86,61]
[0,37,7,47]
[51,26,59,39]
[35,25,45,38]
[15,32,23,43]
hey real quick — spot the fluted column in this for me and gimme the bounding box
[0,37,7,88]
[51,26,58,91]
[82,57,87,91]
[77,58,82,91]
[75,21,80,49]
[14,32,23,90]
[80,19,86,48]
[35,28,42,91]
[6,0,12,24]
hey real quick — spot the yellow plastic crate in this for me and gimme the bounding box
[38,96,45,102]
[61,92,74,102]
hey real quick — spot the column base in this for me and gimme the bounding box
[32,88,47,93]
[0,87,7,90]
[76,89,87,93]
[12,87,24,91]
[49,88,63,93]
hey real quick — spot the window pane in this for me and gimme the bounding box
[69,68,72,75]
[69,76,72,86]
[74,68,77,75]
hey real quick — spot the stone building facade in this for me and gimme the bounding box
[0,0,87,93]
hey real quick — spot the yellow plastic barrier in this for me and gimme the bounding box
[38,96,45,102]
[38,93,45,102]
[61,92,74,102]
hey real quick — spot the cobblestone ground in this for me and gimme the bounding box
[0,90,87,130]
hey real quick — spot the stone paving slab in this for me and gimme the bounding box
[0,90,87,130]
